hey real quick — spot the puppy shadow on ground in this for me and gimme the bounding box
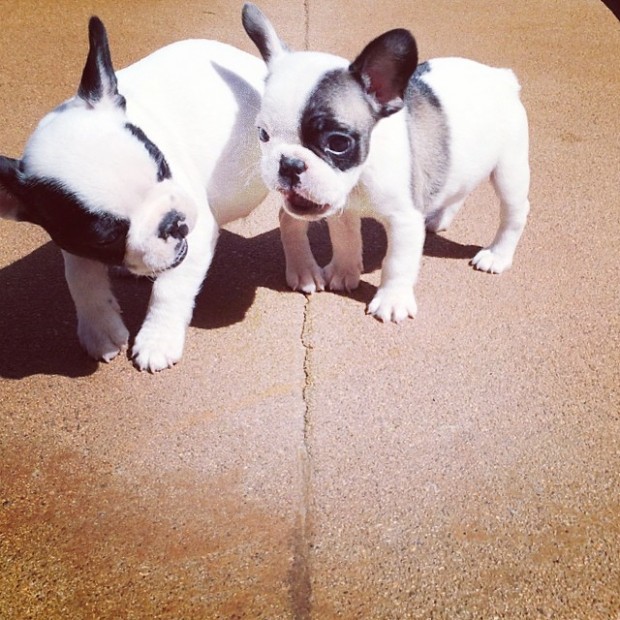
[308,218,482,307]
[0,220,478,378]
[194,218,480,318]
[0,242,99,379]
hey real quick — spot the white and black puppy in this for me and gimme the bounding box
[0,17,267,371]
[242,4,530,322]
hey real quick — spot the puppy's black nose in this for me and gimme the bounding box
[279,155,307,186]
[158,209,189,241]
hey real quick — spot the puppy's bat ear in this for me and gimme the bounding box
[78,16,126,108]
[349,29,418,118]
[0,156,28,221]
[242,3,288,65]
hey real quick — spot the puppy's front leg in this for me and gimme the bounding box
[279,208,326,293]
[132,215,217,372]
[324,210,363,292]
[62,251,129,362]
[367,208,425,323]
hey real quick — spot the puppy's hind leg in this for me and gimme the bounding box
[471,139,530,274]
[63,251,129,362]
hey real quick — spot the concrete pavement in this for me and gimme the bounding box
[1,1,618,618]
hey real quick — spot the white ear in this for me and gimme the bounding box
[242,3,288,65]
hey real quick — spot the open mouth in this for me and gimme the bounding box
[284,190,331,219]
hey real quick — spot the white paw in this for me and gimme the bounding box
[286,262,326,294]
[471,248,513,274]
[367,287,417,323]
[324,260,362,292]
[77,299,129,363]
[132,322,186,372]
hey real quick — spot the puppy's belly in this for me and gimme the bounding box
[426,163,494,214]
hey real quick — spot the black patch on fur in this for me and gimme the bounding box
[300,70,371,172]
[405,61,450,201]
[410,62,441,109]
[15,177,129,264]
[349,29,418,118]
[125,123,171,181]
[0,156,22,190]
[414,61,431,77]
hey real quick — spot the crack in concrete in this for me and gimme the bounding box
[303,0,310,51]
[289,293,314,620]
[290,7,313,618]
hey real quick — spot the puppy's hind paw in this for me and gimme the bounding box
[131,322,186,372]
[77,305,129,363]
[471,248,513,274]
[367,287,417,323]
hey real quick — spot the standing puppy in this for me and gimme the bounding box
[242,4,530,322]
[0,17,267,371]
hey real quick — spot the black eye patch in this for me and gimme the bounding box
[125,122,171,182]
[18,177,129,265]
[299,69,371,172]
[300,114,362,172]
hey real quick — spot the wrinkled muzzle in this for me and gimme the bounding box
[124,180,198,275]
[261,142,356,221]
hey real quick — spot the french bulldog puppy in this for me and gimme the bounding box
[0,17,267,371]
[242,4,530,322]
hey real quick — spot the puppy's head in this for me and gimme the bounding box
[0,17,197,276]
[242,3,418,221]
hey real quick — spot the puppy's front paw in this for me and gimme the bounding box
[132,322,186,372]
[471,248,512,274]
[286,262,326,294]
[324,260,362,292]
[367,287,417,323]
[77,301,129,363]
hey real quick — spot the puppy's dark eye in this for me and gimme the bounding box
[93,216,125,246]
[96,230,122,246]
[324,132,354,156]
[258,127,270,143]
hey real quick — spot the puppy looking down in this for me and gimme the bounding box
[242,4,530,322]
[0,17,267,371]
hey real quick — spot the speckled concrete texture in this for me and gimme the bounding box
[0,1,618,619]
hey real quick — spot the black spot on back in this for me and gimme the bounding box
[410,62,442,109]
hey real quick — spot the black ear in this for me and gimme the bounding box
[242,3,288,65]
[349,29,418,118]
[0,156,27,221]
[77,16,124,107]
